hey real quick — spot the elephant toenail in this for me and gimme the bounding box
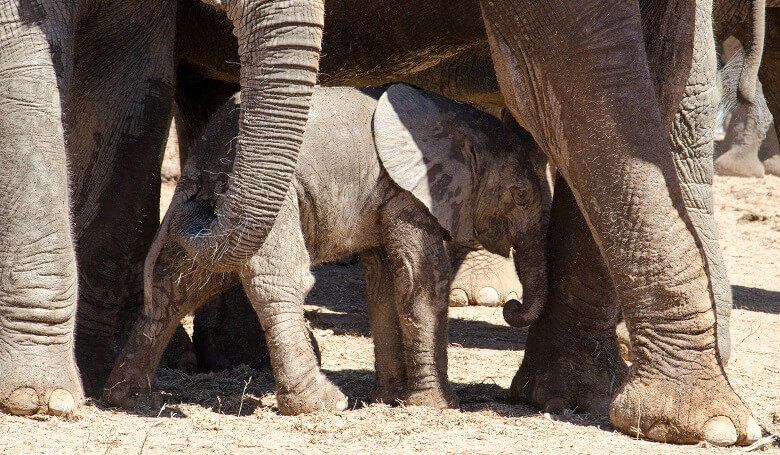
[646,423,669,442]
[7,388,40,415]
[745,416,762,445]
[476,287,500,306]
[48,389,76,417]
[449,289,469,307]
[336,398,348,411]
[703,416,738,446]
[543,397,571,414]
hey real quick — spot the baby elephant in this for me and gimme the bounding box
[104,84,547,415]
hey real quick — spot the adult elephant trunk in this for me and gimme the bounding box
[503,238,547,328]
[173,0,324,271]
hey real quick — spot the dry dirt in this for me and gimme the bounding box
[1,140,777,453]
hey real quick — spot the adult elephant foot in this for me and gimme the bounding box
[275,373,348,415]
[610,358,762,446]
[0,348,83,417]
[511,314,626,415]
[448,244,521,307]
[714,149,766,177]
[764,154,780,176]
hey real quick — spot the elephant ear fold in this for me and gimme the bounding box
[373,83,476,244]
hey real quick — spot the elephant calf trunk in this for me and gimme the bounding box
[503,244,547,328]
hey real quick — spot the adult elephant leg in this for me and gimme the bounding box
[481,0,759,445]
[173,67,239,164]
[192,285,273,372]
[643,0,736,364]
[759,8,780,176]
[714,90,770,177]
[68,0,175,396]
[512,177,625,414]
[0,3,82,416]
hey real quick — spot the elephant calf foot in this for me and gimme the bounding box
[615,320,632,363]
[512,319,626,415]
[449,246,521,307]
[610,359,762,446]
[276,374,348,415]
[404,385,459,409]
[763,155,780,177]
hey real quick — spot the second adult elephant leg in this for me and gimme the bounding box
[644,0,734,364]
[512,177,625,414]
[68,0,175,397]
[714,87,771,177]
[482,0,758,445]
[759,8,780,176]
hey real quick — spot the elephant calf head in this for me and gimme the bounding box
[373,84,548,327]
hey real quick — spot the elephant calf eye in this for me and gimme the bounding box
[510,185,529,206]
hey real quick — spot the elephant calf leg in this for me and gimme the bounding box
[360,249,407,405]
[103,238,230,408]
[240,200,347,415]
[382,198,458,409]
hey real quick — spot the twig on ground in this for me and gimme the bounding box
[238,377,252,417]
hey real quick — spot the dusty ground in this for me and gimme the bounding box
[1,140,778,453]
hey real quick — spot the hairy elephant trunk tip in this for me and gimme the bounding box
[171,0,324,272]
[738,0,766,104]
[503,245,547,328]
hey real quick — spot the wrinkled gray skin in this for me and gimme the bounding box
[105,84,547,414]
[714,4,780,177]
[0,0,184,416]
[2,0,764,444]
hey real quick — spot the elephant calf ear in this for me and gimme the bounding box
[373,84,476,244]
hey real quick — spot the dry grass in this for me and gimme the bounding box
[1,140,777,454]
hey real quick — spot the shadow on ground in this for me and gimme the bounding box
[732,285,780,314]
[307,262,527,351]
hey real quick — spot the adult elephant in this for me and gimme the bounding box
[0,0,328,414]
[121,0,766,445]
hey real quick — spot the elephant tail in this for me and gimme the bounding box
[718,48,773,136]
[738,0,766,104]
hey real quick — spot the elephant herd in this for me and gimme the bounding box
[0,0,775,448]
